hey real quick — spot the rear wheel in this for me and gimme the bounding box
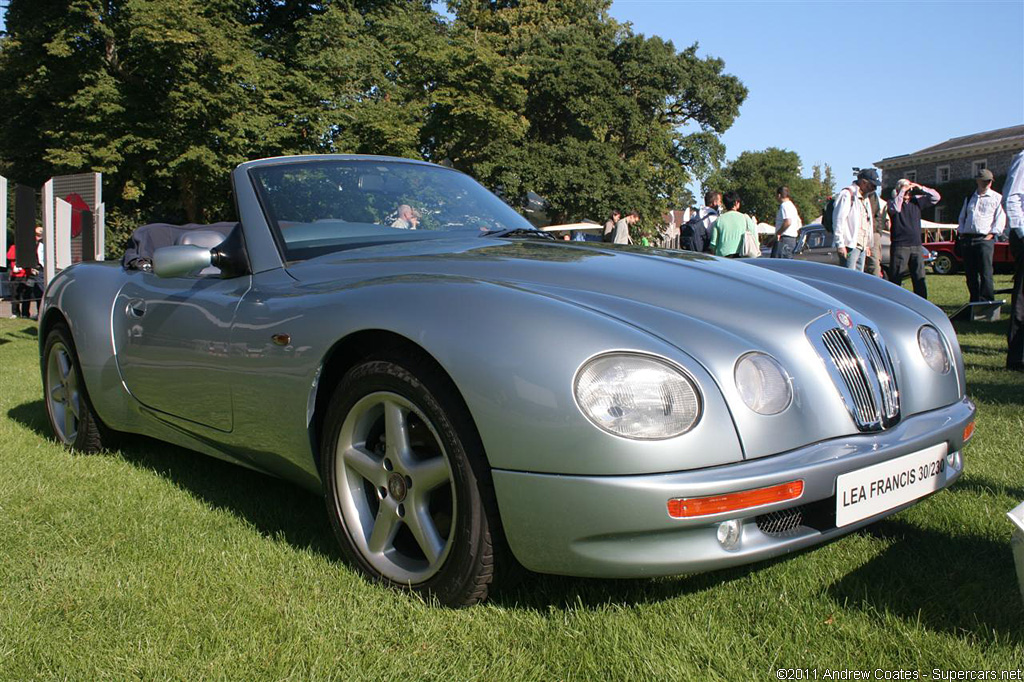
[932,253,955,275]
[43,323,112,452]
[320,356,501,606]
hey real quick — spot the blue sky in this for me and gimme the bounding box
[610,0,1024,191]
[1,1,1021,196]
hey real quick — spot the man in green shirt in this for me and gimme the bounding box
[710,191,756,257]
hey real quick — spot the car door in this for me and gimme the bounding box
[112,269,251,431]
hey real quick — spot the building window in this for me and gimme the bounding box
[972,159,987,177]
[934,206,943,223]
[936,166,950,183]
[906,170,917,182]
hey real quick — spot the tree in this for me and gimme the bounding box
[705,148,832,227]
[0,0,290,226]
[442,0,747,232]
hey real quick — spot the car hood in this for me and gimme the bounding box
[287,238,847,341]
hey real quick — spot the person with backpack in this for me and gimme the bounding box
[681,191,721,253]
[831,168,880,271]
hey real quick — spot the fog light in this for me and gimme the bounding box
[717,519,742,550]
[946,450,962,472]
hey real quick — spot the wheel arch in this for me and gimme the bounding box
[310,329,484,474]
[38,308,70,362]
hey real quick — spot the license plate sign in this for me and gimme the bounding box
[835,443,949,527]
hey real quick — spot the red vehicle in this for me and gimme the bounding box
[927,238,1014,275]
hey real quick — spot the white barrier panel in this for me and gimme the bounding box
[96,202,105,260]
[0,176,7,260]
[55,197,72,270]
[42,180,55,285]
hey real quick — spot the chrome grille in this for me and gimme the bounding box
[808,314,900,432]
[821,327,877,425]
[857,325,900,421]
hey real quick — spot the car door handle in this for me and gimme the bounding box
[127,299,147,318]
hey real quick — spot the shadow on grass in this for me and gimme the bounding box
[490,558,782,612]
[966,380,1024,406]
[953,474,1024,502]
[828,519,1023,640]
[7,400,340,561]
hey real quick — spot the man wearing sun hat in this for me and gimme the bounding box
[957,168,1006,303]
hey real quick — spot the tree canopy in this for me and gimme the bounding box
[705,148,834,227]
[0,0,746,241]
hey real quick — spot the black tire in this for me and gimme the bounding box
[42,323,113,452]
[932,253,956,275]
[320,356,502,607]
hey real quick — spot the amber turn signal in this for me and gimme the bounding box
[668,480,805,519]
[963,421,976,442]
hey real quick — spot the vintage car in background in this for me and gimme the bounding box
[927,237,1014,275]
[784,223,934,275]
[40,155,975,606]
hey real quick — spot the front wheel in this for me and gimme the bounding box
[320,356,502,606]
[932,253,956,275]
[43,323,113,452]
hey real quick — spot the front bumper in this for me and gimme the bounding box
[493,397,975,577]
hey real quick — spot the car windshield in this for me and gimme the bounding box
[249,159,535,261]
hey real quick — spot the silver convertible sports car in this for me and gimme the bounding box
[40,155,976,606]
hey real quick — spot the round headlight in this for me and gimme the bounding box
[734,352,792,415]
[574,354,701,439]
[918,325,950,373]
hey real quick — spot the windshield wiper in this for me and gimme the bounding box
[478,227,555,240]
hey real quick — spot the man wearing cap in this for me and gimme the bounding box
[888,179,940,299]
[957,168,1006,302]
[832,168,880,271]
[1003,150,1024,371]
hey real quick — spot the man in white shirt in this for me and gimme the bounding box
[832,168,879,271]
[957,168,1007,302]
[1002,151,1024,371]
[771,186,802,258]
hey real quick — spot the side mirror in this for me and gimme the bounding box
[152,245,213,278]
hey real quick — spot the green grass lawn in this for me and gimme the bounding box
[1,272,1022,679]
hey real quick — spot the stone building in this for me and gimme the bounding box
[875,125,1024,223]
